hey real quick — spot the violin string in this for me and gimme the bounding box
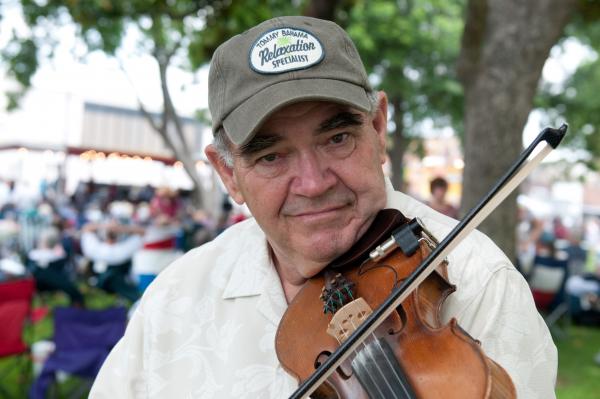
[343,320,388,398]
[334,329,373,392]
[372,334,412,398]
[338,323,371,379]
[349,318,404,398]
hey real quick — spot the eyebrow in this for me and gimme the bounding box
[237,134,283,158]
[317,111,364,134]
[237,110,364,159]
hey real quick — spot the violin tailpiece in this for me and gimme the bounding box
[320,272,357,314]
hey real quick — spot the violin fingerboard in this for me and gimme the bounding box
[351,338,417,399]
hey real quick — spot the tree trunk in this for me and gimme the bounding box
[389,95,407,191]
[457,0,576,261]
[303,0,341,20]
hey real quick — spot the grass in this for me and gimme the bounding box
[0,287,123,399]
[2,288,600,398]
[556,325,600,399]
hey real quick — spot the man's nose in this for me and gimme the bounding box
[290,151,337,197]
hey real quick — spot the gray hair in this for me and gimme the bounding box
[213,126,235,168]
[213,90,381,168]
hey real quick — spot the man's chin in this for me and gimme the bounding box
[298,232,356,264]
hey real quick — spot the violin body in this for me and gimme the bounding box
[276,237,516,398]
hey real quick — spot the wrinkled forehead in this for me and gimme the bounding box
[256,100,363,135]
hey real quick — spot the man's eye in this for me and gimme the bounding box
[258,153,279,163]
[252,151,287,177]
[330,133,348,145]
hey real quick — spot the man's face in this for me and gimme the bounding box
[207,93,389,280]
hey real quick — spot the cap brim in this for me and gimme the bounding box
[222,79,371,146]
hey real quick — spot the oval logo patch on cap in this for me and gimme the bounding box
[249,27,324,74]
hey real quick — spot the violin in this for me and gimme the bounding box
[275,125,568,398]
[276,209,515,398]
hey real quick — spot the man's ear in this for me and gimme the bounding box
[205,144,245,205]
[371,91,388,164]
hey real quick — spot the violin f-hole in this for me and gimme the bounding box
[388,303,407,335]
[315,351,353,380]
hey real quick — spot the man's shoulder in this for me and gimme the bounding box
[387,188,531,331]
[140,217,265,301]
[387,189,514,283]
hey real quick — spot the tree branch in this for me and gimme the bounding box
[117,59,178,157]
[157,54,188,155]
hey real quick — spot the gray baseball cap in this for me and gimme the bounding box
[208,16,373,146]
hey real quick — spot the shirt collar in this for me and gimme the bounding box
[220,219,288,325]
[221,220,272,299]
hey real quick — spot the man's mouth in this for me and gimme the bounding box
[290,205,347,219]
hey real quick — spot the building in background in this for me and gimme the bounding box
[0,87,223,212]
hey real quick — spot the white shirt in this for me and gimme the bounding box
[28,247,66,268]
[90,181,557,398]
[81,232,143,273]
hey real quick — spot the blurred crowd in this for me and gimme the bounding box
[0,178,246,306]
[2,175,599,323]
[424,175,600,335]
[517,207,600,330]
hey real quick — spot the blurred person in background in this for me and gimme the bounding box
[0,209,26,281]
[178,208,214,252]
[81,221,144,303]
[0,180,18,220]
[150,187,182,219]
[426,176,458,219]
[527,231,570,314]
[565,269,600,325]
[138,184,156,203]
[564,227,587,275]
[131,199,183,292]
[516,207,543,277]
[565,223,600,327]
[215,196,233,235]
[0,179,15,209]
[535,231,557,258]
[215,196,248,236]
[0,207,19,254]
[28,227,84,307]
[552,216,569,240]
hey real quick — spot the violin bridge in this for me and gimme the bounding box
[326,297,373,344]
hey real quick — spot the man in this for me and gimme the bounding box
[28,227,85,307]
[91,16,556,398]
[81,221,144,303]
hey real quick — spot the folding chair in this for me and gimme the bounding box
[29,306,127,399]
[0,278,35,398]
[565,273,600,326]
[528,255,569,336]
[29,257,85,307]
